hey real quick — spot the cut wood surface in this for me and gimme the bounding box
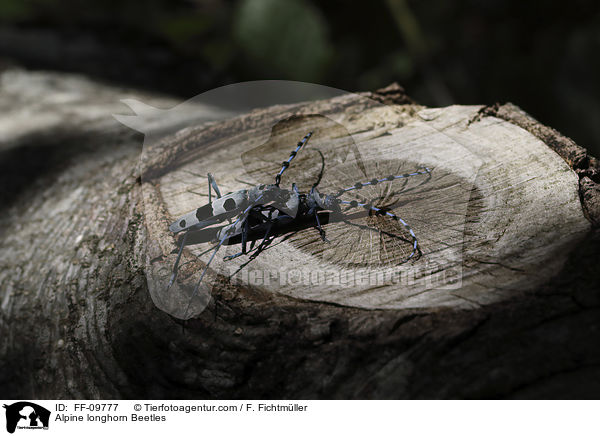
[1,70,599,399]
[141,96,591,318]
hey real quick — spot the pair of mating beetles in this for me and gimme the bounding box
[168,132,431,314]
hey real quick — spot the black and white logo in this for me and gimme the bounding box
[3,402,50,433]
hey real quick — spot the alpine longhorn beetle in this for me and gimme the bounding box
[167,131,431,316]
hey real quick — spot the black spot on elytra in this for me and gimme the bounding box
[196,203,213,220]
[223,198,236,211]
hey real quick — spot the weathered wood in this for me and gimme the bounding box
[1,71,599,399]
[142,94,590,317]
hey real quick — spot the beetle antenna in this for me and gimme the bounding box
[275,131,313,186]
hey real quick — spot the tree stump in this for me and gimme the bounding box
[1,71,599,399]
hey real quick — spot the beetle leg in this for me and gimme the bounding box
[207,173,222,203]
[314,211,329,243]
[183,193,266,318]
[167,231,189,290]
[223,218,250,261]
[183,233,227,318]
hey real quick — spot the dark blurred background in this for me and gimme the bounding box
[1,0,599,155]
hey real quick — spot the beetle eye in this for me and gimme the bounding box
[223,198,236,211]
[179,219,186,227]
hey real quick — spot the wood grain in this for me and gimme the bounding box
[143,97,591,318]
[1,72,598,399]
